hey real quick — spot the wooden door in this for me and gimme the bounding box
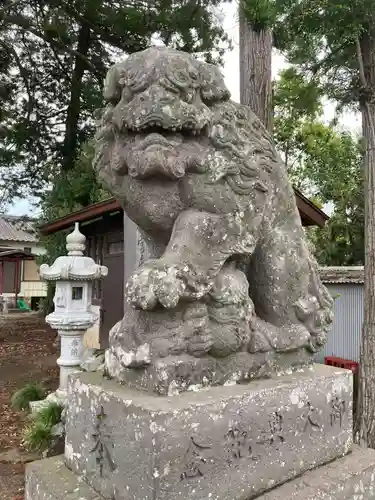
[100,233,124,349]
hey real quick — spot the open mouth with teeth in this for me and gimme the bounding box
[128,124,203,136]
[126,115,205,135]
[111,104,210,179]
[125,122,204,155]
[121,121,207,180]
[130,124,201,134]
[129,125,202,144]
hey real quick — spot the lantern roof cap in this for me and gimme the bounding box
[66,222,86,255]
[39,223,108,281]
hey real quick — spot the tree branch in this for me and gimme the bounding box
[43,0,148,52]
[1,13,104,80]
[356,36,368,89]
[0,40,34,120]
[34,3,72,80]
[310,40,352,75]
[0,0,26,16]
[61,19,92,171]
[355,35,375,135]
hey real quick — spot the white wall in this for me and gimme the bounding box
[0,240,45,255]
[19,281,47,298]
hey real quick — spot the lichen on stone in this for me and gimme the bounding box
[94,47,334,395]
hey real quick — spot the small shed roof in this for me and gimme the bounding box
[319,266,364,284]
[0,249,36,261]
[294,188,329,228]
[39,190,329,236]
[0,215,37,243]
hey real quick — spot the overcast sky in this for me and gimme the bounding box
[8,2,361,216]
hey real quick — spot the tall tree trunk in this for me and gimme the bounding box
[62,21,91,172]
[239,10,273,132]
[355,28,375,448]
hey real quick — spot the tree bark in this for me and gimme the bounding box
[355,28,375,448]
[239,11,273,132]
[62,20,91,172]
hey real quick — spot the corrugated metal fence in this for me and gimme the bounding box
[315,283,363,363]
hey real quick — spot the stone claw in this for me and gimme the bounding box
[125,260,186,310]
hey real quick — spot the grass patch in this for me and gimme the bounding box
[23,421,53,452]
[31,402,63,428]
[23,401,64,452]
[11,383,46,412]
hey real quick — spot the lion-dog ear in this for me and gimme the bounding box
[198,62,231,103]
[103,63,125,104]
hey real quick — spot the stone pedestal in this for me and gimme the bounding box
[257,445,375,499]
[25,446,375,500]
[26,364,375,500]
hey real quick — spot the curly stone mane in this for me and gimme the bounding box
[208,101,278,195]
[94,56,278,202]
[94,47,333,396]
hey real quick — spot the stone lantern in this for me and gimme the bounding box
[39,223,108,402]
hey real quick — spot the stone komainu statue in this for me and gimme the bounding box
[94,47,333,395]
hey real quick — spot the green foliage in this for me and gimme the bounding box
[38,140,108,237]
[274,68,364,266]
[240,0,278,30]
[294,125,363,265]
[271,0,375,110]
[274,67,323,168]
[37,139,109,313]
[38,140,108,238]
[31,402,63,428]
[0,0,232,200]
[251,0,370,267]
[23,421,53,452]
[11,383,46,412]
[23,402,63,452]
[273,67,323,119]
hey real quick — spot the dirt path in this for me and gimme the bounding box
[0,313,59,499]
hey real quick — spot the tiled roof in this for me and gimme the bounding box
[0,215,38,243]
[319,266,364,284]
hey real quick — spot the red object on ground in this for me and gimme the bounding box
[324,356,359,374]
